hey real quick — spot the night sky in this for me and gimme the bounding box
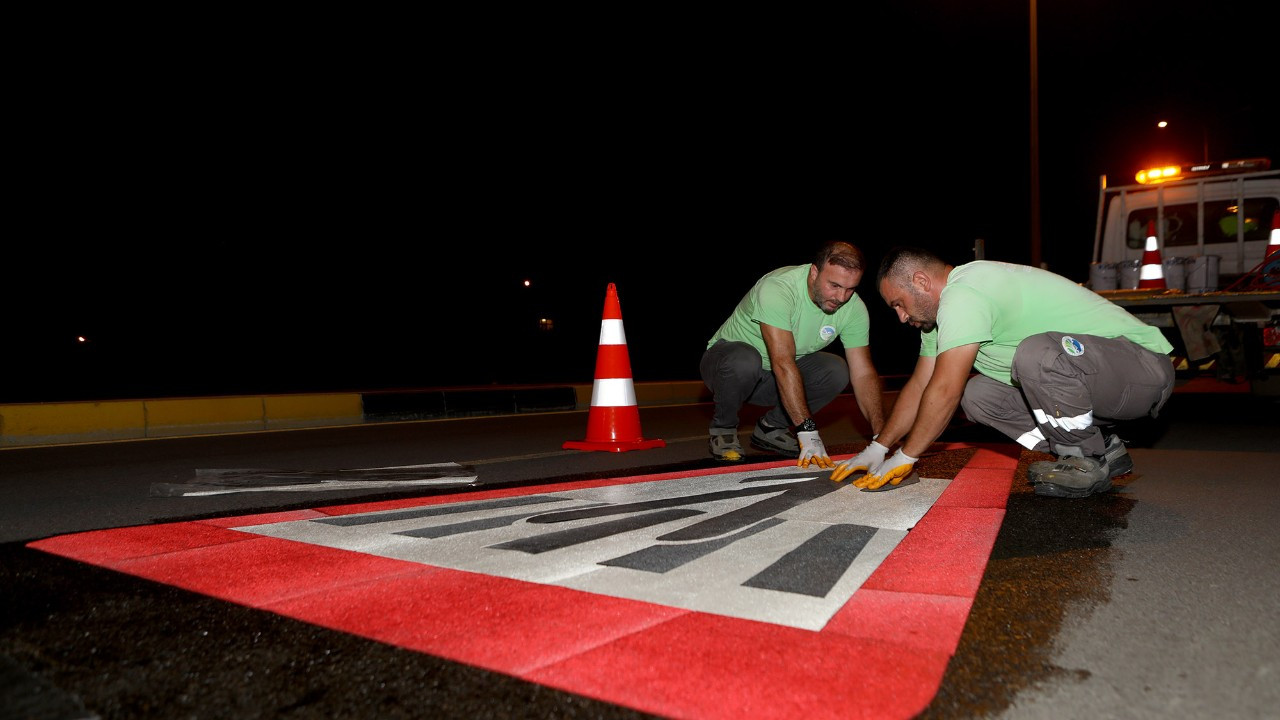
[9,2,1277,402]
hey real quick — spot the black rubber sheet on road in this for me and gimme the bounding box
[149,462,478,497]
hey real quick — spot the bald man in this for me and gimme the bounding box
[832,246,1174,498]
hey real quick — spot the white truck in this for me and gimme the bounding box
[1089,158,1280,395]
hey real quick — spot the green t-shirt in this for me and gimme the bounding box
[708,264,871,371]
[919,261,1173,385]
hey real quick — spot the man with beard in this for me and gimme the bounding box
[701,241,886,465]
[831,246,1175,498]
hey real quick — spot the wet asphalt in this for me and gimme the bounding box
[2,390,1277,719]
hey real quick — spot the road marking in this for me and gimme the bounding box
[237,464,948,630]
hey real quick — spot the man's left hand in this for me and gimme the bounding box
[831,440,888,482]
[796,431,833,469]
[853,449,918,489]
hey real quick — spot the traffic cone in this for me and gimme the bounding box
[563,283,665,452]
[1138,220,1167,289]
[1268,209,1280,258]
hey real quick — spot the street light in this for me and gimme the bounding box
[1029,0,1041,268]
[1155,119,1209,163]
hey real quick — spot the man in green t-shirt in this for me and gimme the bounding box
[831,246,1175,498]
[701,241,886,465]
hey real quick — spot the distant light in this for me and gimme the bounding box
[1157,120,1168,128]
[77,336,87,343]
[523,279,531,287]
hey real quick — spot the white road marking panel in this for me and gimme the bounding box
[236,466,950,630]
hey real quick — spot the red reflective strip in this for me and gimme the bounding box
[593,344,633,379]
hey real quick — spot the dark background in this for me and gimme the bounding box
[8,2,1277,402]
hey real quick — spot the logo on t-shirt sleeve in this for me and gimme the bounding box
[1061,336,1085,356]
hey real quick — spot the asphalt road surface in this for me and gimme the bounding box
[2,389,1277,719]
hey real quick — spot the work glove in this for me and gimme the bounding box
[854,449,919,490]
[830,440,889,482]
[796,430,833,469]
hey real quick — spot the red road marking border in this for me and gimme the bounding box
[28,442,1017,720]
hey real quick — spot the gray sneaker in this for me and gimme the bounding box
[1103,434,1133,477]
[750,420,799,457]
[1029,447,1112,498]
[709,428,745,462]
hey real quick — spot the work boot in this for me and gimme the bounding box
[1028,446,1112,498]
[750,419,799,457]
[709,428,745,462]
[1029,435,1132,485]
[1103,433,1133,477]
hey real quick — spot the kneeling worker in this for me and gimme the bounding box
[700,241,886,465]
[832,246,1174,498]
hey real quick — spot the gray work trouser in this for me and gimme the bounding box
[699,340,849,430]
[960,332,1175,457]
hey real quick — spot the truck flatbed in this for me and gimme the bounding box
[1095,288,1280,309]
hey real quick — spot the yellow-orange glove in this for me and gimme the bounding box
[854,449,918,490]
[796,430,833,469]
[830,440,889,482]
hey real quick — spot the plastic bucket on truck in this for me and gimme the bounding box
[1162,257,1188,291]
[1089,262,1117,290]
[1116,259,1141,289]
[1186,255,1221,293]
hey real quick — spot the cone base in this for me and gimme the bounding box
[562,438,666,453]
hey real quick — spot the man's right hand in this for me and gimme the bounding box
[796,430,833,469]
[830,440,889,482]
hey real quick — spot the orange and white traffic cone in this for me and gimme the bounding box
[1268,209,1279,258]
[1138,220,1167,290]
[563,283,665,452]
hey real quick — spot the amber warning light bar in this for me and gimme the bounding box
[1136,157,1271,185]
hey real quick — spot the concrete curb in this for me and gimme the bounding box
[0,381,713,449]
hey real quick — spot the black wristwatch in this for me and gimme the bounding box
[796,418,817,433]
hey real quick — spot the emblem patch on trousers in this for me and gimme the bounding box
[1061,336,1085,356]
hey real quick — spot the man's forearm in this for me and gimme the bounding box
[900,384,962,458]
[850,370,885,436]
[772,361,811,426]
[875,376,925,448]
